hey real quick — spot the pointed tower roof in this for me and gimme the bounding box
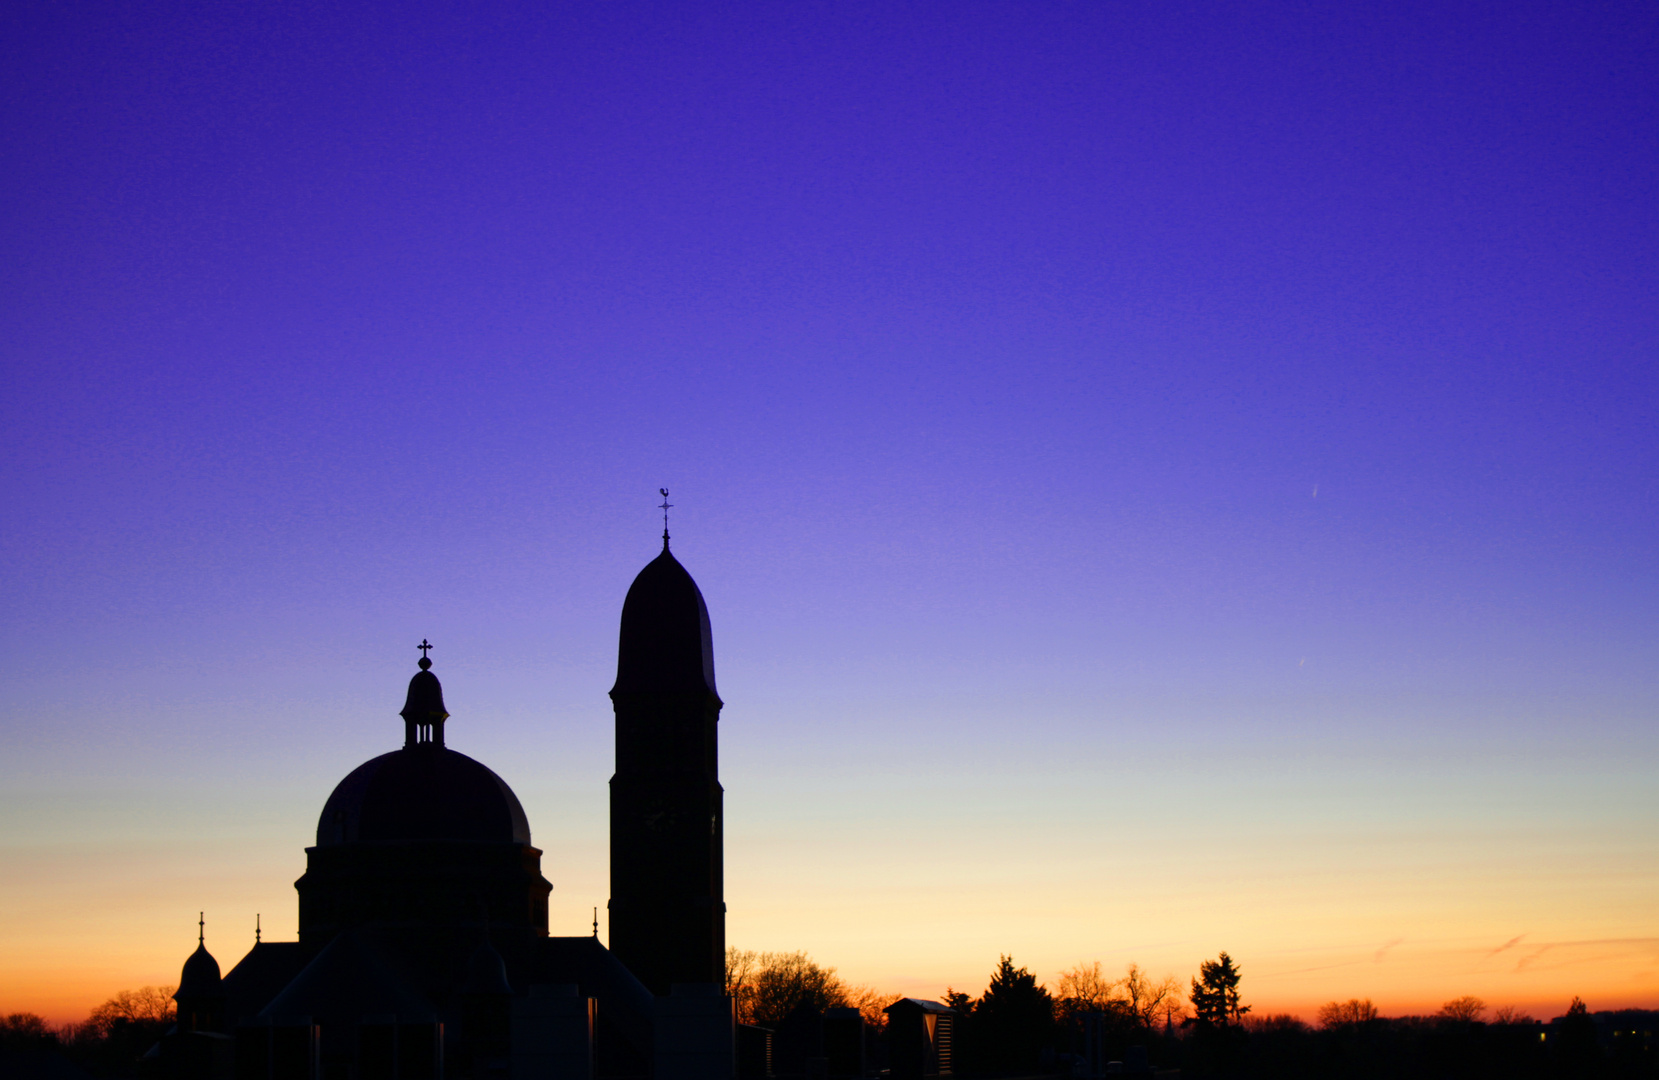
[175,913,222,1000]
[612,547,718,697]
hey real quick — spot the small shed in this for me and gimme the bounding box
[883,999,955,1079]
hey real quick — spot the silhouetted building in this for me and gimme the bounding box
[161,534,735,1080]
[608,540,725,996]
[884,1000,955,1080]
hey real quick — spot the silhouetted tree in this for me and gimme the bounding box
[84,986,175,1034]
[1555,996,1602,1078]
[1247,1013,1309,1034]
[0,1013,59,1053]
[1055,961,1116,1023]
[724,948,891,1029]
[1189,952,1248,1028]
[1437,995,1486,1022]
[1121,963,1183,1033]
[1317,999,1378,1028]
[54,986,176,1074]
[973,956,1054,1077]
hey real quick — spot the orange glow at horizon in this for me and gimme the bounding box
[5,833,1655,1028]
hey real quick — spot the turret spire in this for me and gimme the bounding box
[659,488,672,551]
[198,911,204,946]
[401,641,450,747]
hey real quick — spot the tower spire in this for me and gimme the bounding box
[659,489,672,550]
[609,534,724,994]
[255,914,261,944]
[198,911,205,946]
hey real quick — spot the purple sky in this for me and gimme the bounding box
[2,1,1656,1019]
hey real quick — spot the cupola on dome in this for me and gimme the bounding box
[315,651,530,847]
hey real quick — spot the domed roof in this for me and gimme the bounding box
[177,942,221,999]
[316,744,531,846]
[612,546,718,697]
[315,649,531,847]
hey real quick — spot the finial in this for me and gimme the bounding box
[418,638,433,671]
[198,911,205,946]
[255,913,261,944]
[659,489,672,550]
[592,906,599,938]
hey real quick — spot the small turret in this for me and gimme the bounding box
[173,913,224,1033]
[401,640,450,748]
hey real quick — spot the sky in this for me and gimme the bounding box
[2,0,1656,1026]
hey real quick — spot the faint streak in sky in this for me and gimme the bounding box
[1513,939,1659,974]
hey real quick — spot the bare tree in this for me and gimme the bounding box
[724,949,878,1028]
[1316,999,1379,1028]
[1121,963,1183,1032]
[0,1013,59,1051]
[1492,1005,1533,1024]
[725,947,760,1021]
[1438,996,1486,1023]
[841,984,897,1035]
[1056,961,1118,1022]
[85,986,176,1035]
[1247,1014,1310,1034]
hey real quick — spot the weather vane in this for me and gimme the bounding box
[659,489,672,549]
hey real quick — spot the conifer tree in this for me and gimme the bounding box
[1189,952,1249,1028]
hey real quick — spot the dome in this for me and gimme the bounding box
[177,942,221,998]
[612,547,718,697]
[316,745,531,847]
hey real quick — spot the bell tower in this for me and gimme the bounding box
[608,499,725,995]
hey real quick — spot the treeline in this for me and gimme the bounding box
[725,948,892,1032]
[727,948,1657,1079]
[1,986,175,1075]
[9,957,1653,1079]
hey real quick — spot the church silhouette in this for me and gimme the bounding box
[165,527,733,1080]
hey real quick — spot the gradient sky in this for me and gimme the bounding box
[2,0,1656,1025]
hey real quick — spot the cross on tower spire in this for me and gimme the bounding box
[659,489,672,550]
[418,639,433,671]
[198,911,205,946]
